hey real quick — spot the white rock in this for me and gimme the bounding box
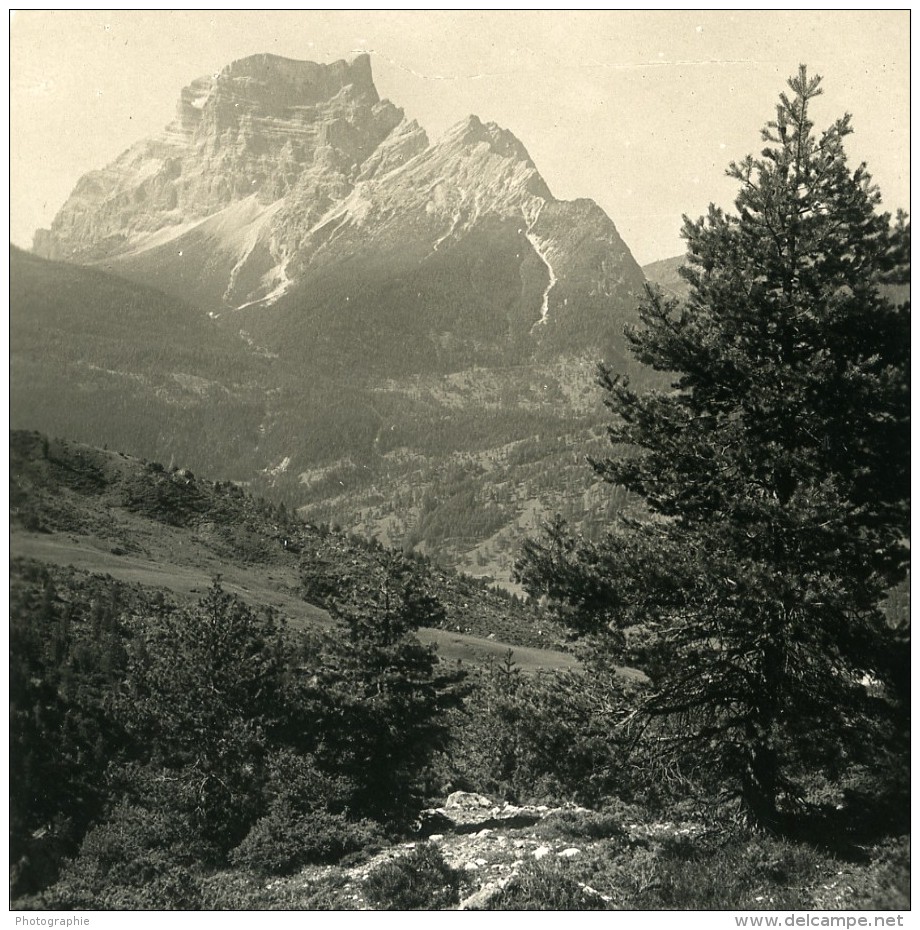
[445,790,494,810]
[558,847,581,858]
[533,845,552,860]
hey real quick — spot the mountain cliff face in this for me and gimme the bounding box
[34,55,405,259]
[34,53,645,366]
[25,53,652,582]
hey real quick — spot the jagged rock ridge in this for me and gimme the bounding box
[34,53,646,362]
[35,55,408,258]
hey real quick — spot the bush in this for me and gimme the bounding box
[448,656,635,806]
[116,581,289,852]
[42,803,204,910]
[363,844,461,910]
[231,804,381,876]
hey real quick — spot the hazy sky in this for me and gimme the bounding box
[10,10,910,264]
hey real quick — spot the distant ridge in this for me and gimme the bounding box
[641,255,690,300]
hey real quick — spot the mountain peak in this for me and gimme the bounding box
[189,52,381,126]
[442,114,536,165]
[33,51,400,261]
[32,49,645,353]
[217,51,378,103]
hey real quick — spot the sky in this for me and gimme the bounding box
[9,10,911,264]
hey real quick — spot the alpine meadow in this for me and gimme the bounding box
[10,16,910,914]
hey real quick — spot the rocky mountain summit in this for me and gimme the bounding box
[34,52,644,362]
[34,55,406,261]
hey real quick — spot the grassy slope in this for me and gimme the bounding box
[10,429,577,670]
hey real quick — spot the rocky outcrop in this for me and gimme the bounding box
[353,792,667,910]
[419,791,555,834]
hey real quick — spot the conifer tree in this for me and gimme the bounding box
[516,67,909,828]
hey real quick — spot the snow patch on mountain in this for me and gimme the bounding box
[521,202,558,329]
[433,210,464,252]
[264,456,291,477]
[258,260,292,306]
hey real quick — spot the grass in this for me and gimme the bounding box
[199,868,359,910]
[363,844,462,910]
[537,829,908,911]
[474,831,829,911]
[484,859,611,910]
[534,808,629,842]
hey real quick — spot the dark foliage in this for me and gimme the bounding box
[445,652,637,806]
[231,804,381,876]
[11,556,465,905]
[40,804,206,911]
[296,555,468,824]
[515,68,910,830]
[115,581,289,851]
[10,564,135,896]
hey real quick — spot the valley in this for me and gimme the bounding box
[9,37,909,913]
[9,430,578,664]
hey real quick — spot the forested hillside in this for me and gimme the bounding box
[11,245,650,583]
[10,429,909,910]
[10,430,572,649]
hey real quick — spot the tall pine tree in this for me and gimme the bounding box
[516,67,909,829]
